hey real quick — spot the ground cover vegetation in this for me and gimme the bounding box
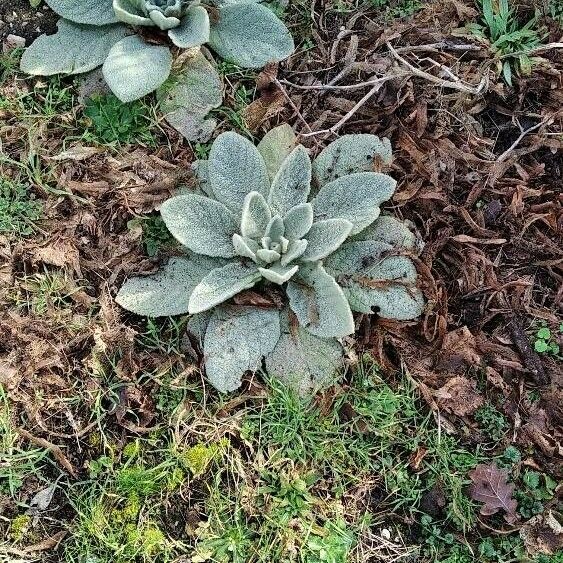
[0,0,561,561]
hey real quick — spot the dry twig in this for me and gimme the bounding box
[16,428,77,477]
[300,82,385,138]
[495,117,553,163]
[273,77,314,134]
[386,41,488,95]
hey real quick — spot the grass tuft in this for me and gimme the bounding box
[0,177,42,237]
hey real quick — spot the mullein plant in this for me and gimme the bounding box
[117,125,425,393]
[20,0,294,139]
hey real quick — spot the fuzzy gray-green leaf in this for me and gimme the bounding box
[158,52,222,143]
[210,0,261,5]
[160,194,238,258]
[312,172,396,235]
[204,306,281,392]
[287,263,354,338]
[149,10,180,30]
[20,20,129,76]
[186,311,212,348]
[103,35,172,102]
[116,256,220,317]
[324,241,424,319]
[283,203,313,240]
[265,309,343,394]
[192,160,213,197]
[232,234,259,260]
[208,3,294,68]
[313,134,393,186]
[168,6,210,48]
[189,261,261,313]
[257,124,297,180]
[240,192,272,239]
[300,219,352,262]
[280,239,308,266]
[208,132,270,211]
[268,146,311,216]
[264,215,284,241]
[351,215,418,250]
[46,0,118,25]
[256,248,281,264]
[113,0,152,25]
[259,264,299,284]
[324,240,391,276]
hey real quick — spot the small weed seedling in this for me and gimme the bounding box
[468,0,545,85]
[0,178,42,237]
[549,0,563,25]
[477,535,529,562]
[193,142,212,160]
[213,62,257,136]
[0,386,51,497]
[515,470,557,519]
[84,94,157,146]
[0,48,24,84]
[127,215,176,258]
[14,271,78,315]
[533,323,562,357]
[475,404,509,442]
[496,445,521,468]
[365,0,423,19]
[137,317,188,356]
[304,520,354,563]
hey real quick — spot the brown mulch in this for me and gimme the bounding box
[266,0,562,477]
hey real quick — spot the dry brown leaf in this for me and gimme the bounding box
[33,240,82,276]
[242,90,285,132]
[50,146,104,161]
[233,290,281,308]
[520,511,563,556]
[113,384,156,433]
[19,530,67,554]
[409,446,428,470]
[468,463,518,523]
[434,376,484,416]
[16,428,77,477]
[518,405,558,458]
[437,326,481,371]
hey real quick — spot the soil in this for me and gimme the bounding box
[0,0,58,44]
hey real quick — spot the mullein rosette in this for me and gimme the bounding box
[116,125,425,393]
[20,0,294,138]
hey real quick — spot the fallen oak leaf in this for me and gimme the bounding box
[468,463,518,523]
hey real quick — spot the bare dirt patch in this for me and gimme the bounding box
[0,0,58,44]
